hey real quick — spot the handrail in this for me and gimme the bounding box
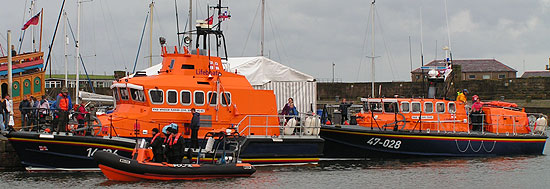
[235,114,322,137]
[0,52,43,64]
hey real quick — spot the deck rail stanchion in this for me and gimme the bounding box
[481,113,485,135]
[513,116,516,135]
[496,114,499,135]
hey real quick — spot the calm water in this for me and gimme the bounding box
[2,145,550,188]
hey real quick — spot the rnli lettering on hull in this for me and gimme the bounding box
[411,116,434,119]
[152,108,205,113]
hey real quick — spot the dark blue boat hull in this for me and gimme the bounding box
[320,125,547,159]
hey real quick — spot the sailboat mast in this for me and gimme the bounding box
[444,0,452,52]
[149,1,154,67]
[64,10,68,87]
[260,0,265,56]
[31,0,36,52]
[75,0,81,104]
[370,0,375,98]
[188,0,192,49]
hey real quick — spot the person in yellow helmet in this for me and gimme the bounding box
[456,89,468,104]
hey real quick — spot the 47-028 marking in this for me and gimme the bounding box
[367,137,401,149]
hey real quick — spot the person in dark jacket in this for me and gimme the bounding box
[150,128,165,163]
[339,98,352,124]
[19,95,31,128]
[164,127,184,164]
[190,108,200,149]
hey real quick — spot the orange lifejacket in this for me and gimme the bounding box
[165,133,182,146]
[58,94,69,111]
[151,133,161,144]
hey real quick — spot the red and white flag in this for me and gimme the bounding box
[21,12,41,30]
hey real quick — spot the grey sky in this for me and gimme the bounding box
[1,0,549,82]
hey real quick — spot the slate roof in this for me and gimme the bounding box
[521,71,550,78]
[411,59,517,73]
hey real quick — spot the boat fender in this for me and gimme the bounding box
[284,118,296,135]
[314,117,321,135]
[205,137,215,152]
[535,117,547,133]
[304,116,313,135]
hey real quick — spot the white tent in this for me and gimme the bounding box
[228,57,315,85]
[127,57,318,113]
[228,57,317,113]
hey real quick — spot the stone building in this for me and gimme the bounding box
[411,59,517,82]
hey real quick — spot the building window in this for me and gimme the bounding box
[469,75,476,79]
[149,89,164,104]
[483,75,490,79]
[68,81,76,88]
[498,74,505,79]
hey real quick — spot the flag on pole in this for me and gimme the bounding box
[205,15,214,25]
[218,11,231,21]
[22,12,41,30]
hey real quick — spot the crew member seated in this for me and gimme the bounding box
[164,127,184,164]
[150,128,165,163]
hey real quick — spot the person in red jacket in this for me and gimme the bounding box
[75,99,88,130]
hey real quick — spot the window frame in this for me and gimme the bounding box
[448,102,457,114]
[401,101,410,113]
[113,88,120,101]
[424,102,434,113]
[411,102,421,114]
[207,91,218,106]
[469,75,476,79]
[436,102,446,113]
[148,89,164,105]
[194,91,205,106]
[120,87,129,101]
[130,88,145,102]
[498,74,506,79]
[221,92,231,106]
[166,89,178,105]
[483,75,490,79]
[180,90,192,106]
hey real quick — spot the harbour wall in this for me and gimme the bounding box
[317,77,550,114]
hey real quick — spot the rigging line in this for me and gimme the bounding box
[102,0,128,67]
[266,2,290,64]
[18,0,29,53]
[355,5,373,82]
[265,2,283,63]
[240,0,262,56]
[133,13,149,73]
[153,6,168,42]
[98,0,120,69]
[66,17,96,93]
[175,0,181,51]
[374,8,398,81]
[44,0,66,74]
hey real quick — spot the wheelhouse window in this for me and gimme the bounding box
[194,91,205,106]
[411,102,421,113]
[221,92,231,106]
[424,102,433,113]
[401,102,410,113]
[167,90,178,105]
[130,88,145,102]
[448,102,456,114]
[436,102,445,113]
[383,102,397,113]
[181,90,191,105]
[149,89,164,104]
[207,92,218,106]
[369,102,383,113]
[113,88,120,101]
[120,87,129,100]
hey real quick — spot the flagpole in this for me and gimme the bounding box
[31,0,35,52]
[75,0,81,104]
[39,8,43,52]
[149,1,154,67]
